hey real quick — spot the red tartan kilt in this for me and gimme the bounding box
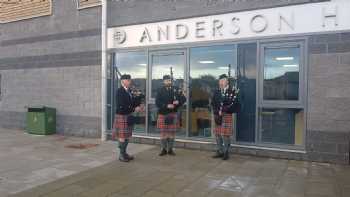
[157,113,179,138]
[214,113,233,136]
[113,114,132,140]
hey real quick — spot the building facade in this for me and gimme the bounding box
[0,0,102,137]
[1,0,350,164]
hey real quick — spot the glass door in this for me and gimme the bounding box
[147,50,187,137]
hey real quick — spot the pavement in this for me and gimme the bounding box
[1,128,350,197]
[0,128,152,196]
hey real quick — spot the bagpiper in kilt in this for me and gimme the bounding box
[211,74,239,160]
[156,75,186,156]
[113,74,144,162]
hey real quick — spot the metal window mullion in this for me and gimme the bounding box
[150,50,185,56]
[232,44,238,144]
[110,53,116,133]
[185,48,190,138]
[302,38,309,148]
[299,43,305,108]
[145,48,150,135]
[257,41,263,143]
[261,100,304,108]
[146,49,151,135]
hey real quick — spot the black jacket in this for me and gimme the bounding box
[211,87,239,115]
[156,86,186,115]
[116,87,143,115]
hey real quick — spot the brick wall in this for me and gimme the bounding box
[307,32,350,164]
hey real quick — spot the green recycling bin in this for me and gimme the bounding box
[27,106,56,135]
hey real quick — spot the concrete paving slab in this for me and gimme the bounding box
[9,147,350,197]
[0,128,153,196]
[2,128,350,197]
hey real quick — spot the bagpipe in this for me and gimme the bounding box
[165,67,186,125]
[214,64,241,126]
[170,67,186,101]
[227,64,241,113]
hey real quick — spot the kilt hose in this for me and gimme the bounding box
[157,113,180,139]
[113,114,133,141]
[214,113,233,137]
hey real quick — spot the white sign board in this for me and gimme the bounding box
[108,0,350,49]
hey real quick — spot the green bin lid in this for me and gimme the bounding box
[27,106,50,112]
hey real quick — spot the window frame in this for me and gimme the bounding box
[257,40,307,149]
[258,41,305,108]
[257,107,305,147]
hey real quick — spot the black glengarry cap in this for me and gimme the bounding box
[163,75,171,80]
[219,74,228,80]
[120,74,131,80]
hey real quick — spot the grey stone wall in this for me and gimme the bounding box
[307,32,350,164]
[0,66,101,137]
[0,1,102,137]
[107,0,329,27]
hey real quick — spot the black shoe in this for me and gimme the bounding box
[168,149,176,156]
[119,155,129,162]
[212,151,224,158]
[159,149,167,156]
[126,154,134,160]
[222,152,229,160]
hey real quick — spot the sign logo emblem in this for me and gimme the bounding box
[113,30,127,44]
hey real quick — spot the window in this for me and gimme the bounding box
[189,45,237,138]
[150,52,185,100]
[258,41,305,147]
[0,0,52,23]
[263,47,300,101]
[260,108,304,145]
[77,0,101,10]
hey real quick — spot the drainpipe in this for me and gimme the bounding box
[101,0,107,141]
